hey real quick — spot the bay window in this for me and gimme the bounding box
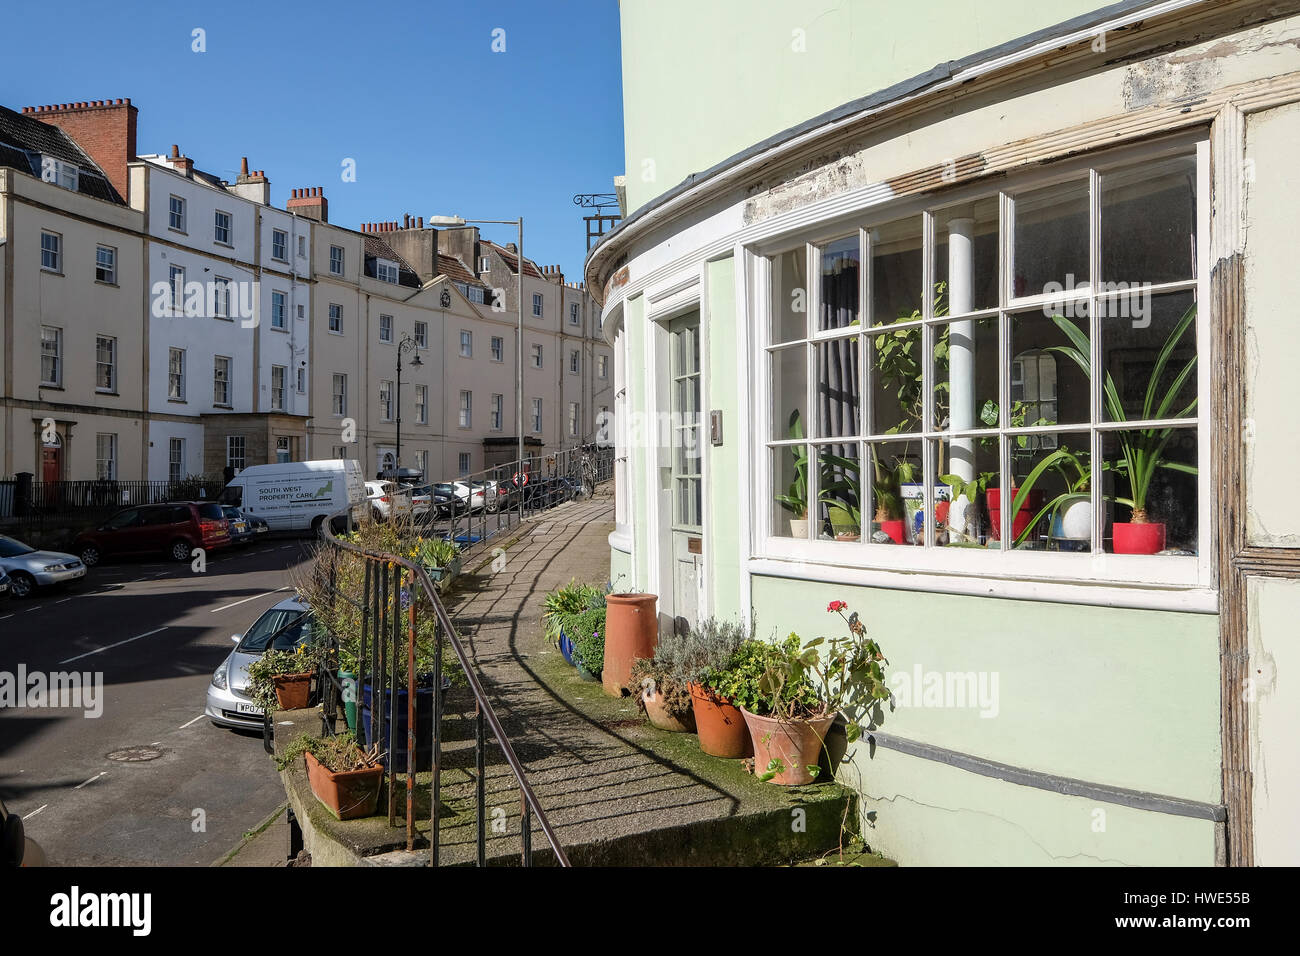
[760,139,1206,584]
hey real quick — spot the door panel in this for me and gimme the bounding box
[667,313,704,635]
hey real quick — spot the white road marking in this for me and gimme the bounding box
[74,772,107,790]
[178,714,205,730]
[0,613,12,621]
[60,626,168,664]
[22,804,47,820]
[209,587,290,614]
[54,597,73,604]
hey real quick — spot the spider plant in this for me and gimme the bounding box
[1044,305,1198,524]
[1008,445,1093,546]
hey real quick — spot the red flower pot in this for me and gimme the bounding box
[986,488,1043,542]
[740,708,836,786]
[878,519,905,544]
[304,751,383,821]
[602,593,658,697]
[1113,521,1166,555]
[272,672,313,710]
[688,683,752,758]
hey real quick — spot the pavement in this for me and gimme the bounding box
[0,537,315,865]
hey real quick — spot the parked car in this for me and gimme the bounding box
[0,568,9,598]
[206,595,315,730]
[74,501,230,567]
[0,796,46,867]
[365,480,413,522]
[468,479,501,513]
[219,459,367,534]
[221,506,268,546]
[430,482,473,517]
[0,534,86,599]
[408,485,432,520]
[412,484,463,520]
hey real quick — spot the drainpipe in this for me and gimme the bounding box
[947,216,977,483]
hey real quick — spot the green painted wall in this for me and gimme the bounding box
[619,0,1104,213]
[749,574,1221,864]
[705,257,742,615]
[625,294,651,590]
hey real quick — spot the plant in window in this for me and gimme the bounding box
[775,410,853,537]
[1003,445,1094,548]
[1048,305,1197,554]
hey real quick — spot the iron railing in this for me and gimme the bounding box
[0,475,221,521]
[295,447,611,866]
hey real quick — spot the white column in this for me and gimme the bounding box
[947,216,977,483]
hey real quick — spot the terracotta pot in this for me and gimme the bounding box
[602,593,657,697]
[304,751,383,821]
[689,683,752,758]
[272,671,313,710]
[642,687,696,733]
[740,708,836,786]
[1113,521,1165,555]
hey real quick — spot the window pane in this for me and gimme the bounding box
[869,216,923,325]
[935,316,998,431]
[932,436,1000,549]
[771,345,807,441]
[814,442,862,543]
[814,339,859,438]
[1102,425,1197,554]
[1012,179,1089,299]
[1011,309,1089,426]
[863,439,921,543]
[771,247,807,344]
[934,198,999,313]
[771,444,810,538]
[1101,290,1197,423]
[818,236,859,332]
[999,430,1092,550]
[867,324,923,435]
[1101,154,1196,286]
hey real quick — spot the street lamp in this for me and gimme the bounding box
[428,214,525,488]
[395,333,422,479]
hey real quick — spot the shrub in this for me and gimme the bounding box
[701,635,820,715]
[629,656,693,717]
[276,732,382,773]
[570,606,607,674]
[660,616,753,689]
[542,579,607,646]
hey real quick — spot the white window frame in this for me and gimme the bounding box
[213,355,232,407]
[95,244,117,284]
[41,231,62,272]
[491,336,504,362]
[169,195,186,232]
[168,347,186,401]
[213,276,231,319]
[95,335,116,393]
[95,433,117,481]
[458,452,471,476]
[214,209,232,245]
[379,314,393,344]
[415,384,428,424]
[380,380,393,421]
[479,255,491,273]
[460,330,473,357]
[491,393,503,431]
[531,397,543,434]
[169,265,185,315]
[271,290,287,329]
[531,343,543,369]
[271,364,286,411]
[532,293,544,317]
[459,390,472,428]
[169,437,185,482]
[749,135,1212,592]
[272,228,288,261]
[227,435,246,471]
[276,435,293,463]
[598,354,608,379]
[332,373,347,416]
[297,365,307,394]
[414,320,428,348]
[330,245,345,276]
[329,303,343,334]
[570,302,580,325]
[569,401,580,437]
[376,259,399,283]
[40,326,62,386]
[569,350,580,374]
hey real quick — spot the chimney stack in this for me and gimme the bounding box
[229,160,269,205]
[21,98,138,203]
[287,185,328,223]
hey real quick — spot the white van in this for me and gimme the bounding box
[218,459,366,533]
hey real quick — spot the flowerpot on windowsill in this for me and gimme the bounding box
[1113,520,1165,555]
[688,683,752,758]
[1050,499,1092,544]
[873,519,905,544]
[740,708,836,786]
[304,751,383,821]
[986,488,1043,542]
[272,672,313,710]
[788,516,809,538]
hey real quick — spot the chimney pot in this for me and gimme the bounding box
[170,144,179,158]
[240,157,249,175]
[418,216,423,229]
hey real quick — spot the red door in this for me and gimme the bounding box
[42,445,60,481]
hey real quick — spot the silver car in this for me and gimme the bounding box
[205,595,315,730]
[0,534,86,599]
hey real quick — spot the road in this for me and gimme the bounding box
[0,536,315,866]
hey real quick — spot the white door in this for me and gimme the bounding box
[667,313,704,635]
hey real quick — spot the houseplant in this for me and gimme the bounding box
[571,605,606,682]
[681,617,758,757]
[542,580,606,666]
[1047,306,1198,554]
[739,601,890,786]
[277,733,384,821]
[1004,445,1094,548]
[417,537,460,583]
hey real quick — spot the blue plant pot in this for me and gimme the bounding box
[559,628,576,665]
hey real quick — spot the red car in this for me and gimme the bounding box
[74,501,231,566]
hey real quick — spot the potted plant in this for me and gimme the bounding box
[1003,445,1094,548]
[774,411,813,537]
[739,601,890,786]
[1048,306,1198,554]
[277,733,384,821]
[542,580,606,666]
[247,644,319,712]
[571,605,606,682]
[417,537,461,583]
[630,656,695,732]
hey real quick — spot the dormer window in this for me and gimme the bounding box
[40,156,79,192]
[376,259,399,284]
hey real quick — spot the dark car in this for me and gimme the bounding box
[428,484,469,519]
[74,501,231,566]
[221,505,268,546]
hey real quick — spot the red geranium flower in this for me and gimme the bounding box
[827,600,847,613]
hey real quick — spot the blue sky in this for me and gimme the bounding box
[4,0,625,281]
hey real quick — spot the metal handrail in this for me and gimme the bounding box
[317,492,581,866]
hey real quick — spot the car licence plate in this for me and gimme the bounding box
[235,701,262,715]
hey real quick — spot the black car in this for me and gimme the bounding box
[222,505,269,545]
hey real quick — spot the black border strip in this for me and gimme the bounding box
[868,731,1227,821]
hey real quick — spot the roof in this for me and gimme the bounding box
[436,252,487,288]
[0,105,124,204]
[362,233,422,289]
[482,240,544,279]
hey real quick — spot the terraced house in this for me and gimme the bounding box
[0,97,611,489]
[589,0,1300,865]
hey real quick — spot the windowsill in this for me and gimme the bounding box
[271,257,289,264]
[214,241,234,249]
[214,315,234,322]
[95,279,119,288]
[214,404,233,410]
[41,268,63,277]
[96,390,119,396]
[745,551,1215,613]
[39,383,63,390]
[328,328,343,335]
[271,325,288,333]
[168,398,187,404]
[380,339,393,346]
[168,227,187,237]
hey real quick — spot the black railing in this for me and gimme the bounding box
[0,475,222,520]
[298,448,611,866]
